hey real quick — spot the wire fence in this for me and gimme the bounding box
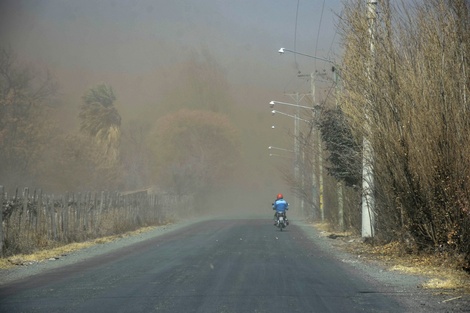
[0,186,193,257]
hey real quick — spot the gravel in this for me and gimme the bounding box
[1,218,469,312]
[296,221,470,313]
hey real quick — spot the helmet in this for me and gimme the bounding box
[276,193,283,200]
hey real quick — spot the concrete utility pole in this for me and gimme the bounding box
[309,72,324,222]
[362,0,377,238]
[286,92,305,216]
[311,67,344,228]
[307,74,317,218]
[294,95,300,215]
[0,185,3,256]
[332,66,345,231]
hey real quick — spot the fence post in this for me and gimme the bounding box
[0,185,4,257]
[98,191,104,229]
[83,192,89,232]
[93,192,97,234]
[33,189,37,232]
[50,195,57,241]
[23,187,29,240]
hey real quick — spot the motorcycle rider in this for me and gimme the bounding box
[272,193,289,225]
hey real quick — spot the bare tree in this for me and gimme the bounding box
[0,47,58,185]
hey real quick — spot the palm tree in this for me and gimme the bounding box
[79,83,121,162]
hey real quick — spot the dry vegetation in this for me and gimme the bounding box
[316,0,470,271]
[0,226,161,270]
[314,222,470,294]
[0,188,187,258]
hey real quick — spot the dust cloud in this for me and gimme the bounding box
[0,0,342,218]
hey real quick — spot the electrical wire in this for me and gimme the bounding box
[327,8,343,61]
[293,0,300,73]
[283,0,302,94]
[314,0,326,69]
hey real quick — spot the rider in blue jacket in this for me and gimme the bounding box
[272,193,289,225]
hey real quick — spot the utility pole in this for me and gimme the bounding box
[287,92,304,216]
[362,0,377,238]
[0,185,3,257]
[295,95,300,215]
[333,65,345,232]
[310,66,343,228]
[279,48,339,223]
[310,73,324,222]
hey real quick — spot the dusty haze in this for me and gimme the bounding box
[0,0,342,218]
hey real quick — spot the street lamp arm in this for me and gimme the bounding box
[269,146,294,153]
[270,100,313,111]
[272,110,311,124]
[279,48,335,65]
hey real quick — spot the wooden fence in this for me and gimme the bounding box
[0,186,193,257]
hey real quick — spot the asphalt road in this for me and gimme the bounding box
[0,219,430,312]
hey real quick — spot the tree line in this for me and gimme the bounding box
[0,46,241,197]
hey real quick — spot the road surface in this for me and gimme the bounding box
[0,219,441,312]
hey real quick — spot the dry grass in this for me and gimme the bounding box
[0,226,159,270]
[313,223,470,293]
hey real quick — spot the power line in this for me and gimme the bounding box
[283,0,302,94]
[293,0,300,73]
[327,8,343,60]
[314,0,326,69]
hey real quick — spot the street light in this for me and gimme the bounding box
[275,50,338,223]
[269,146,294,153]
[270,100,314,111]
[271,102,321,221]
[279,48,336,68]
[271,109,311,123]
[279,47,371,236]
[278,47,339,89]
[270,98,318,218]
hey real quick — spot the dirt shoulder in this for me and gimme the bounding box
[307,222,470,311]
[0,220,202,285]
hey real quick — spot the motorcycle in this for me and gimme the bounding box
[274,211,288,231]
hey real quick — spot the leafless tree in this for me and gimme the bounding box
[0,47,58,186]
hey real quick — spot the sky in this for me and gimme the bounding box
[0,0,345,209]
[0,0,343,100]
